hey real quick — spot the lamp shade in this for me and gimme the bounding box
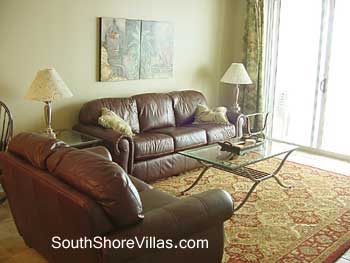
[25,68,73,102]
[220,63,252,85]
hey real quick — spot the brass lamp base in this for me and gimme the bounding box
[44,128,56,139]
[44,101,56,138]
[231,84,241,113]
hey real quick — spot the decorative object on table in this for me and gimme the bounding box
[100,18,141,81]
[140,20,174,79]
[218,138,264,155]
[99,17,174,81]
[25,68,73,138]
[98,107,134,136]
[221,63,252,113]
[0,100,13,205]
[194,104,229,124]
[243,112,269,140]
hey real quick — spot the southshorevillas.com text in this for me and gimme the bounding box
[52,236,209,250]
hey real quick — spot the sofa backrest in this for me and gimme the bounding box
[5,133,144,227]
[79,97,140,133]
[77,90,207,132]
[168,90,208,126]
[1,133,115,262]
[133,93,176,132]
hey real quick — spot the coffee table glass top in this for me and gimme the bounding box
[179,139,298,171]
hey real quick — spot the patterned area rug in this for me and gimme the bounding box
[152,159,350,263]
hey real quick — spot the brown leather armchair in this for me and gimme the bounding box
[74,90,245,182]
[0,133,234,263]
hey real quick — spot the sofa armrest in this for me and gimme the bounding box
[73,124,134,173]
[103,189,233,261]
[227,111,246,138]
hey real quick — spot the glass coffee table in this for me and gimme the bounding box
[179,139,298,212]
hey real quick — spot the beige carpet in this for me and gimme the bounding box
[0,159,349,263]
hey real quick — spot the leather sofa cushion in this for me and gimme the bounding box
[7,133,63,169]
[47,148,144,227]
[133,93,176,132]
[187,123,236,144]
[151,127,207,151]
[133,153,201,183]
[79,97,140,133]
[169,90,208,126]
[133,133,174,161]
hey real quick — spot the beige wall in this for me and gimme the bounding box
[0,0,245,134]
[219,0,247,108]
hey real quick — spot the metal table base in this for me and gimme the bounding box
[181,150,295,213]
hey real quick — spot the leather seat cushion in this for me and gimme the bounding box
[187,123,236,144]
[133,133,174,161]
[151,127,207,151]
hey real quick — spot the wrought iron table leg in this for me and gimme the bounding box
[270,150,294,189]
[234,181,260,212]
[181,165,211,195]
[272,175,291,189]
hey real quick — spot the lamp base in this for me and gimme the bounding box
[231,84,241,113]
[44,101,56,139]
[44,128,56,139]
[230,104,241,113]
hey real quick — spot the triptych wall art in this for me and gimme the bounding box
[100,17,174,82]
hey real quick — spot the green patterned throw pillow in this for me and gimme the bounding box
[194,104,229,124]
[98,107,134,136]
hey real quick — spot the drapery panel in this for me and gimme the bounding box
[240,0,264,122]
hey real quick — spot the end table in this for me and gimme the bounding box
[54,129,103,149]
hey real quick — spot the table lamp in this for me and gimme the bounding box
[25,68,73,138]
[221,63,252,113]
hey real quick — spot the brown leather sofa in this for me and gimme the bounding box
[0,133,234,263]
[74,90,244,182]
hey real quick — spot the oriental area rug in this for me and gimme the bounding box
[153,159,350,263]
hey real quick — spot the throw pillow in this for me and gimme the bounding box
[194,104,229,124]
[98,107,134,136]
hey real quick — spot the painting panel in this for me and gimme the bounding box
[140,21,174,79]
[100,17,141,81]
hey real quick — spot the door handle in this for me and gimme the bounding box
[320,78,327,93]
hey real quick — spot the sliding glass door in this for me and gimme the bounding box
[267,0,350,159]
[271,0,323,146]
[321,0,350,156]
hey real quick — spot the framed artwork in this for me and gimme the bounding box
[99,17,174,82]
[100,17,141,81]
[140,21,174,79]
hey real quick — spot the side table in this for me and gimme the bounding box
[54,129,103,149]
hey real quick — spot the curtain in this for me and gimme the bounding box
[240,0,264,127]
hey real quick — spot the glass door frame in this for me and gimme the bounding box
[264,0,350,161]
